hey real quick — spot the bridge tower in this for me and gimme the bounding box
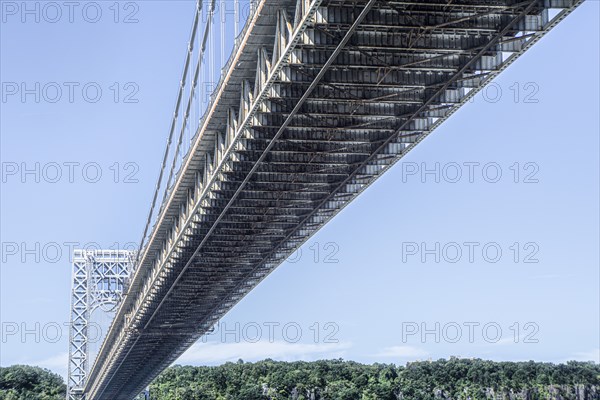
[67,250,135,400]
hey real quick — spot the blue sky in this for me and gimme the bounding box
[1,0,598,379]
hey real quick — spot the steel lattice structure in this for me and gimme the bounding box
[71,0,583,398]
[67,250,134,400]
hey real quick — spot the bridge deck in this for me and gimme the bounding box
[84,0,581,398]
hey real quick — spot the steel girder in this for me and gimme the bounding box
[84,0,582,398]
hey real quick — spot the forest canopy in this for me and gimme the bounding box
[0,365,66,400]
[1,359,599,399]
[149,358,600,400]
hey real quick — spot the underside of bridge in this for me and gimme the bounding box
[82,0,581,398]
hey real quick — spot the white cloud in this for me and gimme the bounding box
[176,341,352,365]
[26,351,68,379]
[570,348,600,363]
[493,337,519,346]
[374,345,429,359]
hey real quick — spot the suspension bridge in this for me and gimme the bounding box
[66,0,583,398]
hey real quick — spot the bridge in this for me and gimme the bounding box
[66,0,583,398]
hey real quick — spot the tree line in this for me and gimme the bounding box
[1,359,599,399]
[149,358,600,399]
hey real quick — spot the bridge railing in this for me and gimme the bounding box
[136,0,259,264]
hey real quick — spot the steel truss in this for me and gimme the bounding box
[83,0,583,398]
[67,250,134,400]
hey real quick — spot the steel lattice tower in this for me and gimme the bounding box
[67,250,135,400]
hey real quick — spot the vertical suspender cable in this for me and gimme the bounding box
[199,4,204,119]
[162,0,215,210]
[234,0,239,39]
[210,7,215,85]
[187,65,191,156]
[135,1,203,266]
[199,4,203,128]
[221,0,225,69]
